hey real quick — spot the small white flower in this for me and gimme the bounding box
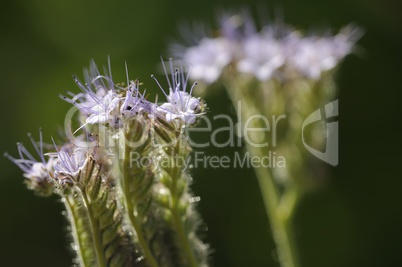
[72,87,108,114]
[5,130,55,195]
[172,13,361,82]
[24,160,54,180]
[85,90,121,125]
[6,131,53,178]
[121,82,152,118]
[332,25,362,59]
[152,61,204,124]
[54,147,87,181]
[237,34,285,81]
[285,26,361,79]
[286,36,339,79]
[61,60,124,129]
[158,90,200,124]
[62,60,112,112]
[182,37,233,84]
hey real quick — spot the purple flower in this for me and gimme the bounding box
[54,145,87,183]
[61,60,124,128]
[179,37,234,84]
[237,33,285,80]
[5,130,55,195]
[85,90,121,125]
[152,60,204,124]
[121,81,153,118]
[158,90,201,124]
[285,26,362,79]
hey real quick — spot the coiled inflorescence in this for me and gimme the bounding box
[6,59,208,267]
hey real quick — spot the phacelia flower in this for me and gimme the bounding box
[53,145,88,186]
[153,61,204,124]
[285,34,344,79]
[284,25,361,79]
[62,61,124,129]
[5,130,55,196]
[171,12,361,82]
[331,25,362,59]
[121,81,152,118]
[85,89,122,125]
[177,37,234,84]
[158,90,201,124]
[237,33,285,80]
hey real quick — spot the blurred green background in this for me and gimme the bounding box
[1,0,401,266]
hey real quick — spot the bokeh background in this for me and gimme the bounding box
[1,0,401,266]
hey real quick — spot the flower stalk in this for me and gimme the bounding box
[171,11,361,267]
[120,117,159,267]
[226,80,301,267]
[6,60,209,267]
[63,195,94,267]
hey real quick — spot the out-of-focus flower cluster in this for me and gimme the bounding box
[172,12,362,84]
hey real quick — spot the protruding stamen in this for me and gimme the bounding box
[151,74,168,97]
[160,56,172,90]
[125,61,130,89]
[27,130,45,163]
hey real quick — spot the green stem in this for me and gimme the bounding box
[122,148,159,267]
[64,196,88,267]
[81,189,107,267]
[171,208,199,267]
[170,132,198,267]
[251,147,300,267]
[226,81,300,267]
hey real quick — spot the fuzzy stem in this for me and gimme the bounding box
[171,128,199,267]
[226,82,300,267]
[64,196,88,267]
[80,188,107,267]
[122,146,159,267]
[168,135,198,267]
[171,208,199,267]
[248,143,300,267]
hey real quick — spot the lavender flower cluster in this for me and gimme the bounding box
[6,60,205,195]
[172,13,362,84]
[6,60,209,267]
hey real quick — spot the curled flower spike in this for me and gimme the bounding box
[5,129,55,196]
[7,58,210,267]
[153,60,204,124]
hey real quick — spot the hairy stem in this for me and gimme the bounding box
[122,145,159,267]
[171,208,199,267]
[250,145,300,267]
[80,188,107,267]
[64,196,89,267]
[171,130,199,267]
[226,81,300,267]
